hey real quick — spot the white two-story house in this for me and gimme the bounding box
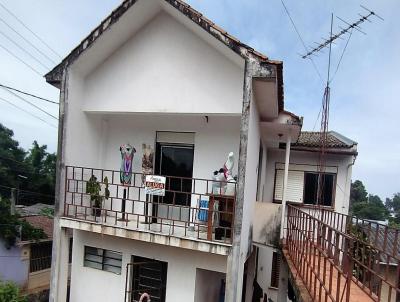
[45,1,357,302]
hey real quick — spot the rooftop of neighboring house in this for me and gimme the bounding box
[16,203,54,217]
[359,222,400,265]
[285,131,358,155]
[21,215,53,239]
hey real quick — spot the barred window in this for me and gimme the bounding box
[84,246,122,274]
[30,241,52,272]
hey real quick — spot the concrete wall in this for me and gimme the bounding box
[70,230,227,302]
[194,268,225,302]
[264,149,354,214]
[0,242,29,287]
[82,11,244,115]
[27,269,51,292]
[256,246,278,302]
[233,92,261,300]
[253,203,281,247]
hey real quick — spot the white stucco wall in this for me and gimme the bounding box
[264,149,354,214]
[81,11,244,115]
[70,230,227,302]
[256,246,278,302]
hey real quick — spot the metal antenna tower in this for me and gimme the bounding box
[301,5,383,59]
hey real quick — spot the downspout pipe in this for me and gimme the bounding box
[280,134,291,240]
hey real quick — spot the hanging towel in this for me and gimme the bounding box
[198,198,209,222]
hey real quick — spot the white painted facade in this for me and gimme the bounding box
[70,230,226,302]
[46,1,357,302]
[264,148,355,214]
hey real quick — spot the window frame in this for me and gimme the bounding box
[83,246,122,275]
[272,163,337,209]
[303,172,336,207]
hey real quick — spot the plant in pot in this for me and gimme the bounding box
[86,175,110,217]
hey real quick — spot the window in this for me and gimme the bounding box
[30,241,52,272]
[270,252,281,288]
[304,172,335,206]
[130,256,168,302]
[84,246,122,274]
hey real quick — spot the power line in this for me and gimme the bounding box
[0,96,57,128]
[0,29,50,70]
[0,15,56,65]
[0,42,42,76]
[0,83,58,105]
[0,155,29,166]
[0,1,62,59]
[0,184,54,198]
[279,0,323,81]
[1,86,58,120]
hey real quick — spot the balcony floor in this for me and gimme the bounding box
[60,213,231,256]
[283,249,375,302]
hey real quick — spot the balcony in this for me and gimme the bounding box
[62,166,236,254]
[283,205,400,302]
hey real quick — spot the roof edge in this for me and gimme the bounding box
[45,0,277,85]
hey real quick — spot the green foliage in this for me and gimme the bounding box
[348,226,378,282]
[350,180,368,206]
[351,198,389,221]
[0,123,56,205]
[39,207,54,218]
[0,199,47,249]
[350,180,389,221]
[0,280,27,302]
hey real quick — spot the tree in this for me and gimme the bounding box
[350,180,368,206]
[0,124,26,197]
[352,194,389,221]
[0,124,56,205]
[23,141,56,204]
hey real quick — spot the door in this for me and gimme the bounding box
[154,142,194,221]
[129,256,168,302]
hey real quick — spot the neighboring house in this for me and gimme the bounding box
[0,215,53,294]
[44,1,358,302]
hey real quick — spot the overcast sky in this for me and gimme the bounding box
[0,0,398,199]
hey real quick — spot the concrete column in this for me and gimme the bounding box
[225,58,252,302]
[52,226,70,302]
[280,135,291,240]
[49,68,68,302]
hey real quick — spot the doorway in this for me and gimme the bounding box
[129,256,168,302]
[153,132,194,222]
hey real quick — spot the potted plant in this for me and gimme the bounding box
[86,175,110,217]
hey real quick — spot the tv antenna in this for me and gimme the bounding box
[307,6,383,212]
[301,5,383,59]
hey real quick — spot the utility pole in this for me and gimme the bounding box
[10,187,16,215]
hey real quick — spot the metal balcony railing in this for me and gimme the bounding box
[63,165,236,244]
[284,205,400,302]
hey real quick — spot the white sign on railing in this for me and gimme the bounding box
[145,175,166,196]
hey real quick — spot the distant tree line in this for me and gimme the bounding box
[0,123,56,205]
[350,179,400,227]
